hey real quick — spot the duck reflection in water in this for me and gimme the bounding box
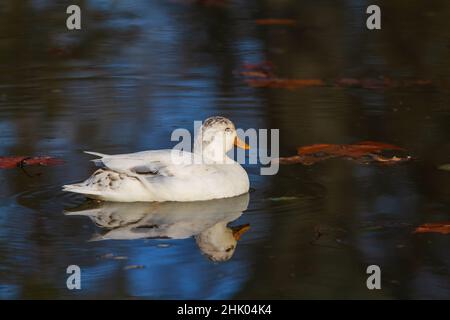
[66,193,250,262]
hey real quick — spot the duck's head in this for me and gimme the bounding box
[195,116,249,162]
[195,223,250,262]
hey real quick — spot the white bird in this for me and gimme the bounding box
[65,193,250,262]
[63,116,250,202]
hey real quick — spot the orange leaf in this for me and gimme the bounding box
[240,71,270,78]
[414,222,450,234]
[297,144,341,155]
[297,142,404,158]
[0,156,64,169]
[276,155,326,165]
[353,141,405,151]
[275,141,410,165]
[255,19,297,26]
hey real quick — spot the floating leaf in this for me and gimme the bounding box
[297,143,340,155]
[353,141,405,151]
[255,19,297,26]
[0,156,64,169]
[277,141,411,165]
[414,222,450,235]
[438,164,450,171]
[366,155,412,165]
[240,71,271,78]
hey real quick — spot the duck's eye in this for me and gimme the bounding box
[225,128,232,133]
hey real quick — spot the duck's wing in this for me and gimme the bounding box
[63,150,196,201]
[84,149,193,177]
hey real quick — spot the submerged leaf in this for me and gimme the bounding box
[414,222,450,235]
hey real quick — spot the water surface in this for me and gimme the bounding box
[0,0,449,299]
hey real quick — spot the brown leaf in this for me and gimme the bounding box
[298,141,404,157]
[240,71,271,78]
[255,19,297,26]
[366,155,412,165]
[353,141,405,151]
[414,222,450,234]
[275,155,319,165]
[277,142,410,165]
[0,156,64,169]
[297,144,342,156]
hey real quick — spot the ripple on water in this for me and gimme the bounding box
[14,184,87,212]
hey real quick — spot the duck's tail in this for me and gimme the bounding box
[62,183,104,198]
[63,169,148,202]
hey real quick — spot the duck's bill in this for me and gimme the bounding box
[231,224,250,241]
[234,137,250,150]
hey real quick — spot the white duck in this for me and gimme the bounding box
[63,116,250,202]
[65,193,250,262]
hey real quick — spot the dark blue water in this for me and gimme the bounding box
[0,0,449,299]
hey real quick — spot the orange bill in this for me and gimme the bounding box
[231,224,250,241]
[234,136,250,150]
